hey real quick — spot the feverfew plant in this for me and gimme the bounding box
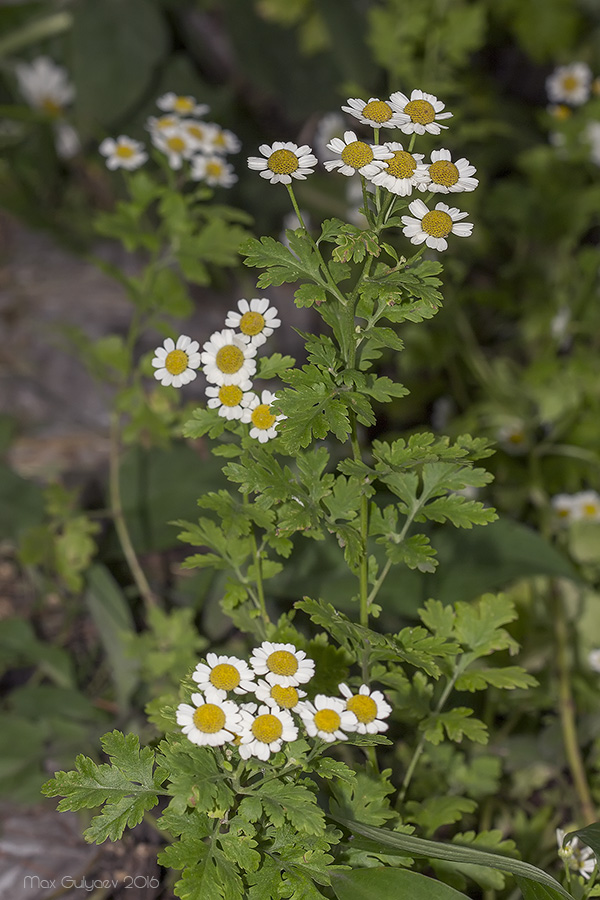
[44,90,588,900]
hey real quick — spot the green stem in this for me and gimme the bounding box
[286,183,347,306]
[398,660,464,804]
[109,413,158,612]
[552,581,596,825]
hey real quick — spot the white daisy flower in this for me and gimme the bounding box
[237,704,298,760]
[206,382,253,420]
[588,649,600,673]
[551,306,571,340]
[556,828,596,880]
[224,298,281,347]
[192,653,256,695]
[99,136,148,171]
[249,641,315,688]
[369,142,428,196]
[15,56,74,116]
[313,111,346,163]
[151,126,196,170]
[151,334,200,387]
[551,494,578,525]
[419,148,478,194]
[324,130,393,178]
[390,89,452,135]
[573,490,600,523]
[201,328,257,386]
[178,119,218,152]
[156,92,209,117]
[146,114,180,135]
[190,154,237,187]
[208,126,241,155]
[546,63,592,107]
[338,683,392,734]
[247,141,318,184]
[241,390,286,443]
[401,199,473,251]
[496,421,529,455]
[297,695,356,743]
[253,679,306,711]
[176,687,242,747]
[341,96,410,129]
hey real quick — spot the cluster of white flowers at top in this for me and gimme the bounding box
[14,57,81,160]
[556,827,596,881]
[100,93,240,186]
[551,490,600,525]
[151,296,285,442]
[247,89,476,253]
[545,63,600,167]
[175,643,392,760]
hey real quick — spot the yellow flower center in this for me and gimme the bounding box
[362,99,393,123]
[269,684,299,709]
[508,431,524,444]
[207,161,224,178]
[313,708,341,733]
[346,694,378,724]
[192,703,226,733]
[240,311,265,336]
[267,649,298,676]
[556,508,570,518]
[165,349,189,375]
[218,384,243,407]
[340,140,374,169]
[386,150,417,179]
[429,159,459,187]
[251,713,283,743]
[552,105,572,121]
[215,345,244,374]
[268,149,300,174]
[213,131,226,148]
[156,115,177,130]
[405,99,436,124]
[582,503,599,518]
[115,144,135,159]
[251,404,277,431]
[186,124,206,139]
[210,663,241,691]
[561,75,578,92]
[421,209,453,238]
[174,96,195,113]
[41,96,61,117]
[166,136,186,153]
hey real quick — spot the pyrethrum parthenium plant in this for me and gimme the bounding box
[43,90,592,900]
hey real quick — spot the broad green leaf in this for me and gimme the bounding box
[331,867,471,900]
[564,822,600,863]
[333,818,572,900]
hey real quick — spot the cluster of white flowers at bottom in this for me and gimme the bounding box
[174,643,392,760]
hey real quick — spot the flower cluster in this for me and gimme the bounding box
[14,57,81,160]
[545,62,600,166]
[556,828,596,881]
[551,490,600,525]
[175,643,392,760]
[100,92,240,186]
[247,89,477,252]
[151,297,285,441]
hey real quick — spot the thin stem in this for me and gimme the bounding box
[552,581,596,825]
[109,413,158,612]
[398,660,464,804]
[246,500,270,633]
[286,182,348,306]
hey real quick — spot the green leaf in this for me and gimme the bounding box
[85,564,139,711]
[333,818,572,900]
[564,822,600,864]
[241,234,322,287]
[256,352,296,380]
[72,0,167,130]
[421,707,488,745]
[331,867,472,900]
[259,781,326,835]
[42,731,163,843]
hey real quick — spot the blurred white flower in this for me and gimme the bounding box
[15,56,74,115]
[546,63,592,106]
